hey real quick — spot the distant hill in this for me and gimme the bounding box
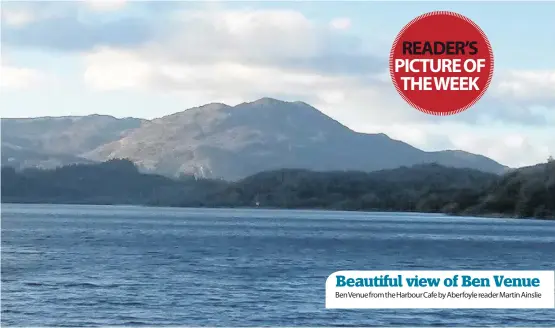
[1,115,144,170]
[2,98,507,178]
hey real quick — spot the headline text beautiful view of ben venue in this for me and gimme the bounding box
[1,1,554,327]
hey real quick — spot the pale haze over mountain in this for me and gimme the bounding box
[1,1,553,169]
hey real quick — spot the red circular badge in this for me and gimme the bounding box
[389,11,494,115]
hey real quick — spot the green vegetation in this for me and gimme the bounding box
[2,159,554,219]
[455,160,555,219]
[1,159,221,205]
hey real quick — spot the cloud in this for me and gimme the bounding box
[329,17,352,30]
[494,70,555,107]
[82,9,385,93]
[1,9,36,27]
[2,16,154,52]
[1,1,156,52]
[83,48,152,90]
[83,0,127,12]
[449,132,554,168]
[83,47,350,104]
[350,122,554,168]
[0,1,71,27]
[0,64,46,89]
[75,8,554,128]
[152,9,379,76]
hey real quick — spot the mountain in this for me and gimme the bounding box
[1,98,507,179]
[1,115,145,170]
[83,98,507,179]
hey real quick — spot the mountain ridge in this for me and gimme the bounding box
[2,97,508,179]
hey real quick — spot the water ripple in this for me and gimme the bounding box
[2,204,555,326]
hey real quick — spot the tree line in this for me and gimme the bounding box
[2,158,554,219]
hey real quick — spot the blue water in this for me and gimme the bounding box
[2,204,555,326]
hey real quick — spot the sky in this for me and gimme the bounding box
[1,0,554,168]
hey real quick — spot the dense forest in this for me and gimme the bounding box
[2,158,554,219]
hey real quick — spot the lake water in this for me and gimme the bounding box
[2,204,555,326]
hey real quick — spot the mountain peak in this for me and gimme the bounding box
[239,98,322,115]
[194,102,231,111]
[206,102,230,108]
[249,97,291,106]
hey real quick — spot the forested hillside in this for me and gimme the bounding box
[195,164,498,213]
[453,158,555,219]
[2,159,553,219]
[1,159,224,205]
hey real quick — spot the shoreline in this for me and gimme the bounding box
[2,201,553,221]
